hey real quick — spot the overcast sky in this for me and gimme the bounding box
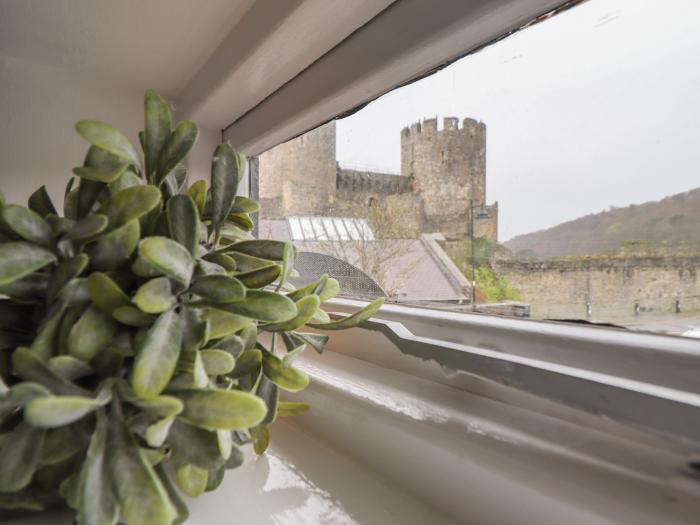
[335,0,700,241]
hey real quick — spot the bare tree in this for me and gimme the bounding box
[313,204,424,298]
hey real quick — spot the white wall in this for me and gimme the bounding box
[0,53,144,208]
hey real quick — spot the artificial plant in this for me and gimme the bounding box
[0,90,382,524]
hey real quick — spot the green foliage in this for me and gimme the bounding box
[0,91,383,522]
[475,265,521,303]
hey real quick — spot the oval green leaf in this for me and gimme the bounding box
[157,121,199,183]
[132,309,182,398]
[144,89,172,181]
[1,205,53,247]
[85,219,140,271]
[68,305,117,361]
[214,290,297,323]
[75,120,141,168]
[262,352,309,392]
[171,388,267,430]
[24,395,107,428]
[0,242,56,285]
[133,277,175,314]
[167,194,199,255]
[139,236,194,286]
[190,274,245,303]
[99,185,161,230]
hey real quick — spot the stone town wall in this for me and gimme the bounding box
[493,255,700,319]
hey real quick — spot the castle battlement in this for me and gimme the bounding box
[337,169,412,196]
[401,117,485,139]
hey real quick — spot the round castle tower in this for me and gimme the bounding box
[401,117,488,240]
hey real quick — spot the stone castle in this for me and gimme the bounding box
[259,117,498,241]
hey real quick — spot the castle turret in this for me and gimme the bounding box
[401,117,491,240]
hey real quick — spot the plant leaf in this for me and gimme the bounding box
[211,143,244,239]
[63,213,109,242]
[72,163,129,183]
[213,290,297,323]
[85,219,140,271]
[99,186,161,230]
[25,394,108,428]
[228,240,286,260]
[77,410,118,525]
[12,347,88,396]
[75,120,141,168]
[166,194,199,256]
[171,388,267,430]
[132,309,182,398]
[175,464,208,498]
[230,196,259,214]
[28,186,57,217]
[250,425,270,455]
[187,180,207,217]
[1,205,53,247]
[263,295,319,332]
[293,332,329,355]
[107,406,176,525]
[133,277,175,314]
[145,416,175,448]
[157,121,198,184]
[167,419,222,471]
[277,402,311,417]
[200,349,235,375]
[227,348,262,379]
[0,422,45,491]
[235,264,281,289]
[87,272,131,315]
[190,274,245,303]
[308,297,384,330]
[144,90,172,182]
[68,305,117,361]
[257,375,278,426]
[47,355,94,382]
[180,307,209,353]
[202,308,250,340]
[262,352,309,392]
[113,305,157,327]
[139,236,194,287]
[47,254,89,303]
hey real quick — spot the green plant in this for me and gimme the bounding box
[0,90,382,524]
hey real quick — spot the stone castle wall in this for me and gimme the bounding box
[258,122,336,216]
[401,117,488,240]
[258,117,498,242]
[494,255,700,319]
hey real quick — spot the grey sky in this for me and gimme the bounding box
[335,0,700,241]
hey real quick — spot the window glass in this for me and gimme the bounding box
[256,0,700,338]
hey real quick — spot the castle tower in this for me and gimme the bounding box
[258,121,336,217]
[401,117,492,240]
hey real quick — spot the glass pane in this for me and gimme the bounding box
[256,0,700,337]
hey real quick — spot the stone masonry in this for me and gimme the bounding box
[258,117,499,242]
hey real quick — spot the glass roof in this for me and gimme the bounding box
[287,216,375,241]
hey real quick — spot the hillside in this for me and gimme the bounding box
[505,188,700,257]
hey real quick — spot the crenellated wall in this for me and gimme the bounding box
[401,117,489,239]
[258,116,498,242]
[494,255,700,319]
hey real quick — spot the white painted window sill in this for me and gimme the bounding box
[9,300,700,524]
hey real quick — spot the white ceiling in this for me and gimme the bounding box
[0,0,255,95]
